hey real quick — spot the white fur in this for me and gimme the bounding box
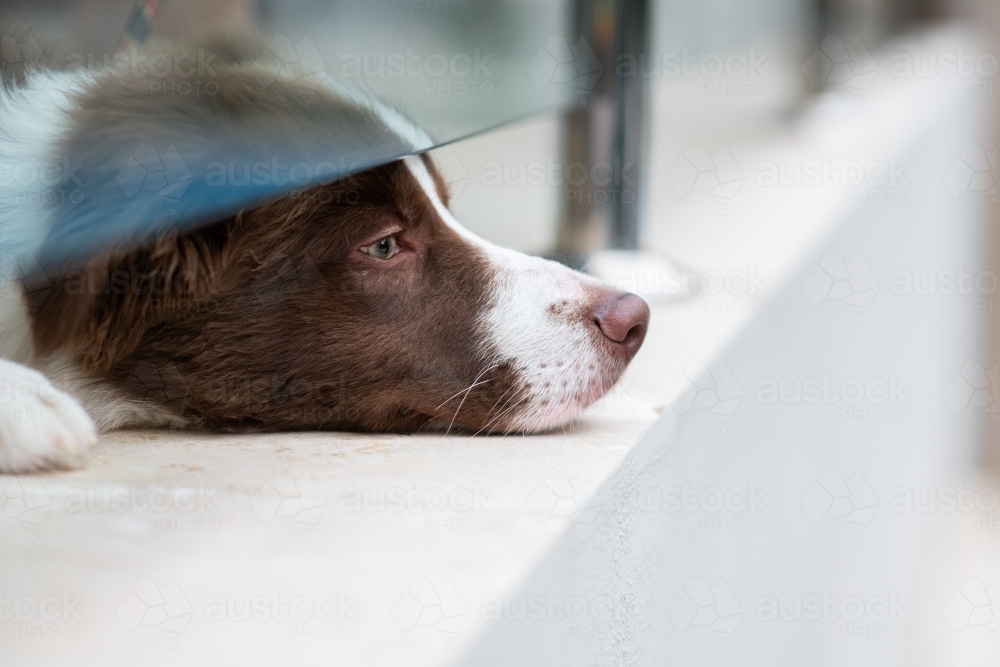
[34,354,191,432]
[0,69,180,471]
[0,358,96,472]
[0,71,80,368]
[318,78,434,153]
[0,63,618,472]
[0,64,440,473]
[0,70,84,258]
[404,156,612,432]
[0,70,101,471]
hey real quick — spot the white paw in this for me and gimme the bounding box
[0,360,96,473]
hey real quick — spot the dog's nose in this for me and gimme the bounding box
[591,289,650,358]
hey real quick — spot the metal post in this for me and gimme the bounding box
[556,0,648,265]
[611,0,647,250]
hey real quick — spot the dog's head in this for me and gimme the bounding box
[28,48,649,434]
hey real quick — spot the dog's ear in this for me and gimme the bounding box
[29,219,233,372]
[38,48,418,278]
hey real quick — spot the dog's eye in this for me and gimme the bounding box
[363,236,399,260]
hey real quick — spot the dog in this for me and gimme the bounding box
[0,34,649,473]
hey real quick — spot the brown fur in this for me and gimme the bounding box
[31,39,417,281]
[33,158,527,433]
[18,37,645,437]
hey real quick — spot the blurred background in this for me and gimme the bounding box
[2,1,1000,665]
[0,0,993,259]
[4,0,988,255]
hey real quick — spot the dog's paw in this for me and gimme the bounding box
[0,360,97,473]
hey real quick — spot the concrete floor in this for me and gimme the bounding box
[0,296,692,667]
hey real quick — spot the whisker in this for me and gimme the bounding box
[486,386,520,419]
[414,362,502,435]
[415,414,438,434]
[473,395,528,437]
[445,363,499,436]
[433,366,499,412]
[483,385,517,421]
[475,392,524,436]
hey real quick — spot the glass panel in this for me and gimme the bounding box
[0,0,578,271]
[258,0,577,140]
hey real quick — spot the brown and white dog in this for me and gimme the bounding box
[0,36,649,473]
